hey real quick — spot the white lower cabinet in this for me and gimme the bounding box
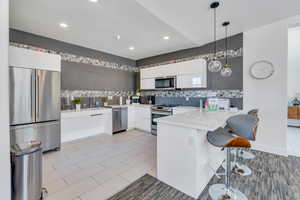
[135,118,151,132]
[61,109,112,143]
[127,105,151,133]
[127,106,136,130]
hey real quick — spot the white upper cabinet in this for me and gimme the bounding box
[140,58,207,89]
[9,46,61,72]
[140,78,155,90]
[176,59,206,75]
[176,73,207,88]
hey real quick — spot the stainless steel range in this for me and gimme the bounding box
[151,105,175,135]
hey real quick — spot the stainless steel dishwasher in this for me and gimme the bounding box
[112,107,128,133]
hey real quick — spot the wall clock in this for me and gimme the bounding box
[249,60,275,80]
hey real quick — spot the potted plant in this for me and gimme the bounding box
[136,88,141,96]
[101,97,108,107]
[72,98,82,111]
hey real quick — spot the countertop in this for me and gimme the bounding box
[61,107,112,119]
[61,107,111,113]
[156,110,240,131]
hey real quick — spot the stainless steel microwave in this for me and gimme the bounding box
[155,76,176,90]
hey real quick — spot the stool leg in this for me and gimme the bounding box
[223,148,252,176]
[208,147,248,200]
[225,147,231,192]
[238,149,256,159]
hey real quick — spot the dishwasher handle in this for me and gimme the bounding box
[90,113,103,117]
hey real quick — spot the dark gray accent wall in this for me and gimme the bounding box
[137,33,243,90]
[61,61,135,90]
[9,29,137,91]
[10,29,136,67]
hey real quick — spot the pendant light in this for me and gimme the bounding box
[220,21,232,77]
[208,2,222,72]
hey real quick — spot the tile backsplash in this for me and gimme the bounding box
[141,89,243,98]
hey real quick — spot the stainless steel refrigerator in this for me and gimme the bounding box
[10,66,61,152]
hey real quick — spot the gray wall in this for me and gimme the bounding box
[137,33,243,90]
[10,29,137,91]
[61,61,135,90]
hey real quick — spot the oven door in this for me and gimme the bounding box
[151,111,171,135]
[155,77,176,89]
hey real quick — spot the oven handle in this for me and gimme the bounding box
[151,111,172,116]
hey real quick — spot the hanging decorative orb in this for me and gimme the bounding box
[221,64,232,77]
[208,58,222,72]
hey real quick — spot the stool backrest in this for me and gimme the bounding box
[248,109,259,117]
[226,114,259,141]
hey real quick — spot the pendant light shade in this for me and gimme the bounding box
[221,65,232,77]
[221,21,232,77]
[208,59,222,72]
[208,2,222,72]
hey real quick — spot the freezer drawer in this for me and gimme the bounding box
[10,121,61,152]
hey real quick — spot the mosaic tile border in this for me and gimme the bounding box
[139,47,243,69]
[141,89,243,98]
[61,90,134,98]
[10,42,140,72]
[61,89,243,98]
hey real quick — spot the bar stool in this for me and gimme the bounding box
[224,114,259,176]
[236,109,259,160]
[207,127,251,200]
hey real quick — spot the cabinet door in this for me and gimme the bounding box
[141,67,155,79]
[9,67,35,125]
[177,73,207,88]
[288,107,298,119]
[135,118,151,132]
[127,106,135,129]
[141,78,155,90]
[176,59,207,75]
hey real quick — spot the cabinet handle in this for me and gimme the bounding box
[90,114,103,117]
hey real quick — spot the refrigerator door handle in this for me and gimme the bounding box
[31,70,36,122]
[36,72,39,121]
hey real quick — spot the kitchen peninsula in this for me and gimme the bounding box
[156,110,239,198]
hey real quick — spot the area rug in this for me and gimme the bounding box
[108,150,300,200]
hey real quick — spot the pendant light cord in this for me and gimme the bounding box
[214,7,217,57]
[225,25,228,65]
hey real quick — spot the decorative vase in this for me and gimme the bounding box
[76,104,81,111]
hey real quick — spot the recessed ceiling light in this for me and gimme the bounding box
[89,0,98,3]
[59,23,69,28]
[129,46,135,51]
[163,36,170,40]
[116,35,121,40]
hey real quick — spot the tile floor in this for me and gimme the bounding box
[288,126,300,157]
[43,130,157,200]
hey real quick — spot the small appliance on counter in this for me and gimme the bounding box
[205,98,230,111]
[132,96,140,104]
[217,98,230,110]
